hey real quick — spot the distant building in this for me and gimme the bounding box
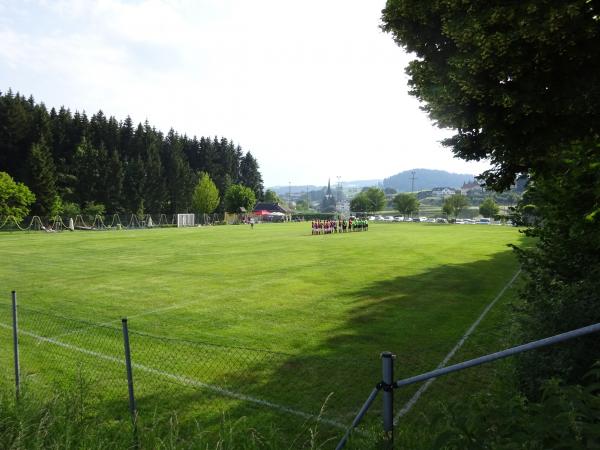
[431,187,457,197]
[461,180,482,195]
[252,202,291,214]
[320,179,337,212]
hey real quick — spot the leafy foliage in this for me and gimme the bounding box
[0,171,35,220]
[381,0,600,191]
[28,138,59,216]
[512,141,600,395]
[192,172,220,215]
[224,184,256,213]
[382,0,600,394]
[432,365,600,449]
[479,197,500,218]
[393,193,419,216]
[442,194,468,219]
[263,189,281,204]
[350,187,386,213]
[0,91,264,215]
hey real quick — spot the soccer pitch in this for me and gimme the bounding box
[0,222,522,441]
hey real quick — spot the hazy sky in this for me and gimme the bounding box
[0,0,490,187]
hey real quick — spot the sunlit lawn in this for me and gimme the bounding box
[0,222,522,443]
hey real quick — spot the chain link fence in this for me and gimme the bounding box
[0,213,227,232]
[0,292,384,443]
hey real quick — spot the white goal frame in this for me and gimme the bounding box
[177,213,195,227]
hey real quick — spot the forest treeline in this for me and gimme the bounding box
[0,89,264,216]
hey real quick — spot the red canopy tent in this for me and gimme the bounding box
[254,210,271,216]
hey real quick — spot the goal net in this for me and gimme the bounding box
[177,213,195,227]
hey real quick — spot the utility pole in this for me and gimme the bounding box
[410,170,417,193]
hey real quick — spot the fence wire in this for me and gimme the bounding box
[3,297,539,446]
[1,303,384,439]
[0,214,227,232]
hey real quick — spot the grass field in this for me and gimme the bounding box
[0,222,523,446]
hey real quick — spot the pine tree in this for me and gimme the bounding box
[104,149,124,213]
[142,125,166,213]
[239,152,264,200]
[28,138,59,216]
[162,130,195,213]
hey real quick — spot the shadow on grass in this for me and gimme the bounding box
[118,245,524,446]
[11,243,523,448]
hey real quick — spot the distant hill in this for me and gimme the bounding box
[269,185,321,196]
[383,169,475,192]
[269,179,382,196]
[268,170,474,196]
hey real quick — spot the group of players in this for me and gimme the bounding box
[311,218,369,235]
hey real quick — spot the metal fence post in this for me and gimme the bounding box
[121,318,137,433]
[11,291,20,400]
[381,351,395,447]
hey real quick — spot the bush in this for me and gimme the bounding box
[60,201,81,218]
[82,202,106,220]
[430,364,600,449]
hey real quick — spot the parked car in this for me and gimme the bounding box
[478,218,491,224]
[393,216,403,222]
[412,217,421,222]
[436,218,448,223]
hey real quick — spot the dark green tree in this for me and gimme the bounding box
[224,184,256,213]
[364,187,386,212]
[123,157,146,215]
[393,193,419,217]
[350,192,370,212]
[103,150,124,213]
[239,152,264,200]
[0,91,265,216]
[351,188,386,213]
[162,130,195,213]
[479,197,500,218]
[442,194,469,219]
[381,0,600,191]
[264,189,281,203]
[382,0,600,392]
[73,137,102,206]
[27,138,59,216]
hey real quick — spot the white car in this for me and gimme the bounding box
[393,216,403,222]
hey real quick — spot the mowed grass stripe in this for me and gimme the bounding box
[1,222,522,435]
[1,223,520,354]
